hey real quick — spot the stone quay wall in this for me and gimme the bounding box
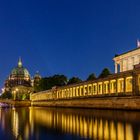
[0,100,31,107]
[31,94,140,110]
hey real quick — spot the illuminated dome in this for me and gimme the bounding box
[10,58,30,78]
[5,58,32,89]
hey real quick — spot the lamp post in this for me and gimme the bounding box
[16,88,19,100]
[14,88,18,100]
[16,88,18,92]
[13,90,16,100]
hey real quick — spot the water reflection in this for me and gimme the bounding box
[0,107,140,140]
[30,108,140,140]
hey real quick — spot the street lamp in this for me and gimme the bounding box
[16,88,18,92]
[13,90,16,100]
[14,88,18,100]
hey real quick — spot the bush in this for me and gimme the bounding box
[1,91,12,99]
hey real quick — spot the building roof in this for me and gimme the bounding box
[114,47,140,58]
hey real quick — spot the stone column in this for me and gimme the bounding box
[126,59,128,71]
[133,73,140,95]
[115,79,118,93]
[120,61,123,72]
[79,87,82,96]
[115,63,118,73]
[124,77,126,93]
[83,86,86,96]
[102,83,104,94]
[72,87,75,97]
[71,88,73,97]
[57,91,59,99]
[108,81,110,94]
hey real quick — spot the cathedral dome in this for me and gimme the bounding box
[4,58,32,89]
[4,58,33,100]
[11,67,30,78]
[10,58,30,78]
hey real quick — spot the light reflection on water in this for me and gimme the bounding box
[0,107,140,140]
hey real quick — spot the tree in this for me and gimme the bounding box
[67,77,82,85]
[52,74,67,86]
[35,74,68,92]
[1,91,12,99]
[98,68,111,78]
[87,73,96,81]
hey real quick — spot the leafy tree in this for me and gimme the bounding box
[87,73,96,81]
[34,78,46,92]
[34,78,41,93]
[98,68,111,78]
[35,74,68,92]
[67,77,82,85]
[52,74,67,86]
[1,91,12,99]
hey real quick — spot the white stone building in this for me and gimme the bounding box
[113,40,140,73]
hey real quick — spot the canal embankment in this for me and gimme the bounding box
[1,95,140,110]
[0,99,31,107]
[31,95,140,110]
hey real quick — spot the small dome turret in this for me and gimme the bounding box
[34,71,41,79]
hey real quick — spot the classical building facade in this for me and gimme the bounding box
[31,69,134,101]
[113,40,140,73]
[31,42,140,106]
[4,58,41,100]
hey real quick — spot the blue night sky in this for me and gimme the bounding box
[0,0,140,88]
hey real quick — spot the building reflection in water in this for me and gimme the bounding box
[11,108,31,140]
[11,108,19,138]
[0,107,140,140]
[29,107,140,140]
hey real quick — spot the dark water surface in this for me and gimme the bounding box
[0,107,140,140]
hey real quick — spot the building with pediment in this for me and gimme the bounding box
[113,40,140,73]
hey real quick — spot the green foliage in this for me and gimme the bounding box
[34,83,40,93]
[35,74,68,92]
[67,77,82,85]
[1,91,12,99]
[16,93,23,100]
[15,93,30,100]
[98,68,111,78]
[22,94,27,100]
[87,73,96,81]
[34,77,41,93]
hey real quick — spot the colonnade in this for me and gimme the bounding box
[114,55,140,73]
[31,75,134,101]
[56,76,132,99]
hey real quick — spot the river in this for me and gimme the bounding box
[0,107,140,140]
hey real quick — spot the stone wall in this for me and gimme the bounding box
[31,95,140,110]
[0,99,31,107]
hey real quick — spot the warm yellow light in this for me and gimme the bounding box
[16,88,19,92]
